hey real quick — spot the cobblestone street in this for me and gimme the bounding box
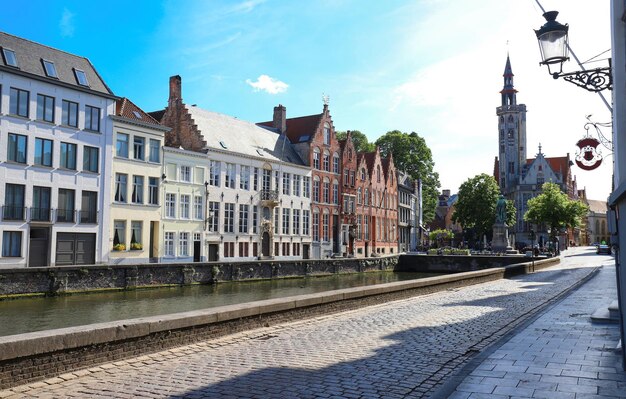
[0,248,615,398]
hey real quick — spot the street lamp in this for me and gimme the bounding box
[529,229,536,269]
[534,11,612,92]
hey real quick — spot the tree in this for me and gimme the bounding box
[524,182,588,235]
[375,130,440,223]
[452,174,516,242]
[335,130,375,153]
[429,228,453,248]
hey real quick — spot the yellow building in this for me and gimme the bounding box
[109,98,169,264]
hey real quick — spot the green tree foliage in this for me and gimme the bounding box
[335,130,376,153]
[375,130,440,223]
[452,174,516,239]
[523,182,588,234]
[429,228,453,247]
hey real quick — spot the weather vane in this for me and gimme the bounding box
[322,93,329,106]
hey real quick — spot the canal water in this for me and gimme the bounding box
[0,271,440,337]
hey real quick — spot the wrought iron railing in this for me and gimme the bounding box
[260,189,279,202]
[56,209,75,223]
[30,207,52,222]
[79,210,98,224]
[2,205,25,221]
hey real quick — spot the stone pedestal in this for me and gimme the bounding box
[492,223,510,253]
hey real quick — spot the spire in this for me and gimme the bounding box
[500,54,518,106]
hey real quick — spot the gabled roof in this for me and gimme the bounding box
[259,113,323,144]
[587,199,607,214]
[0,31,113,96]
[526,155,570,175]
[148,109,166,122]
[116,98,161,126]
[188,106,304,165]
[362,151,377,174]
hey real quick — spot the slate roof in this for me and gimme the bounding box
[259,114,323,144]
[587,199,607,214]
[116,98,161,126]
[0,31,113,96]
[188,106,304,165]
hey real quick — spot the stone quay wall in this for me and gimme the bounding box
[396,254,546,274]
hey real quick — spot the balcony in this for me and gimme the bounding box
[79,210,99,224]
[56,209,75,223]
[260,189,279,207]
[30,207,52,222]
[2,205,25,221]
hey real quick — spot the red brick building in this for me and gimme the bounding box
[339,132,357,255]
[259,104,341,259]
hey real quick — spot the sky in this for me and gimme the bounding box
[0,0,613,200]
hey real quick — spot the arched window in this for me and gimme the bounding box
[332,153,340,174]
[313,147,320,169]
[364,188,369,205]
[323,177,330,203]
[361,168,366,181]
[357,188,362,204]
[323,150,330,171]
[332,179,339,204]
[323,123,331,145]
[313,176,320,202]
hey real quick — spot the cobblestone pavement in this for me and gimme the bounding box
[0,248,613,399]
[449,254,625,399]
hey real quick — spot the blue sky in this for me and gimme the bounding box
[0,0,613,200]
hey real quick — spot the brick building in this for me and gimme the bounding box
[339,132,357,256]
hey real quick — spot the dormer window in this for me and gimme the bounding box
[42,59,58,78]
[132,111,142,119]
[2,48,17,67]
[74,68,89,86]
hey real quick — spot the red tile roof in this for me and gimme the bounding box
[116,98,161,125]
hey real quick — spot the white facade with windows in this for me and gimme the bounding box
[0,32,116,267]
[109,99,168,264]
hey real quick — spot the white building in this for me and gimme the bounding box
[0,32,116,268]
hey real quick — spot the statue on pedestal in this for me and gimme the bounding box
[492,195,515,253]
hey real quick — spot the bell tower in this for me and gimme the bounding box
[496,54,527,194]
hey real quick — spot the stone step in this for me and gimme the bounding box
[608,300,619,318]
[591,305,620,323]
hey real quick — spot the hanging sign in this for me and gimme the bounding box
[575,137,602,171]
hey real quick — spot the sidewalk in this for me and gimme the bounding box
[447,257,625,399]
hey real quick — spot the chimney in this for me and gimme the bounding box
[169,75,182,104]
[273,104,286,134]
[442,189,451,198]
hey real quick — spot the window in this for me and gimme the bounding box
[377,165,381,182]
[80,191,98,224]
[7,133,27,164]
[303,210,310,236]
[293,209,300,235]
[116,133,129,158]
[191,196,202,220]
[361,168,366,181]
[132,176,144,204]
[364,189,369,205]
[148,177,159,205]
[225,163,235,188]
[74,68,89,86]
[208,202,219,232]
[364,216,369,240]
[62,100,78,127]
[350,171,355,187]
[312,211,319,241]
[253,167,259,191]
[180,165,191,182]
[32,186,51,221]
[3,184,25,220]
[313,148,320,169]
[34,138,53,167]
[36,94,55,123]
[224,203,235,233]
[333,181,339,204]
[42,59,57,78]
[282,173,291,195]
[224,242,235,257]
[179,232,189,256]
[252,205,258,234]
[2,231,22,257]
[239,205,249,233]
[164,232,175,256]
[282,208,290,235]
[294,175,301,196]
[282,242,290,256]
[323,212,330,241]
[131,221,142,246]
[83,146,99,172]
[85,105,100,132]
[239,242,249,257]
[240,165,250,190]
[274,208,279,234]
[2,48,17,67]
[180,194,190,219]
[149,139,160,163]
[323,123,331,145]
[508,162,515,174]
[357,188,362,204]
[209,160,220,186]
[344,169,349,186]
[57,188,75,222]
[133,136,145,161]
[60,142,77,169]
[10,88,29,117]
[303,176,310,198]
[333,154,339,174]
[312,177,319,202]
[323,151,330,171]
[113,221,126,248]
[165,193,176,218]
[323,179,330,203]
[115,173,128,203]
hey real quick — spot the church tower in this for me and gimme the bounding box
[496,55,527,194]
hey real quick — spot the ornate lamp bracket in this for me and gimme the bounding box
[559,66,612,92]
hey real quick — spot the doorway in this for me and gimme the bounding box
[208,244,219,261]
[29,227,49,267]
[262,231,271,257]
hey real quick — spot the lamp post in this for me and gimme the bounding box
[529,229,536,269]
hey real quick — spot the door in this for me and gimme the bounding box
[56,233,95,265]
[208,244,219,261]
[262,231,270,256]
[303,244,310,260]
[332,215,340,253]
[193,240,201,262]
[29,228,49,267]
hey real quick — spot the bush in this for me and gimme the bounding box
[130,242,143,250]
[113,243,126,251]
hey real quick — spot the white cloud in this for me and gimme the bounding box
[246,75,288,94]
[59,8,75,37]
[230,0,266,14]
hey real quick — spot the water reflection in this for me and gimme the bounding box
[0,271,439,336]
